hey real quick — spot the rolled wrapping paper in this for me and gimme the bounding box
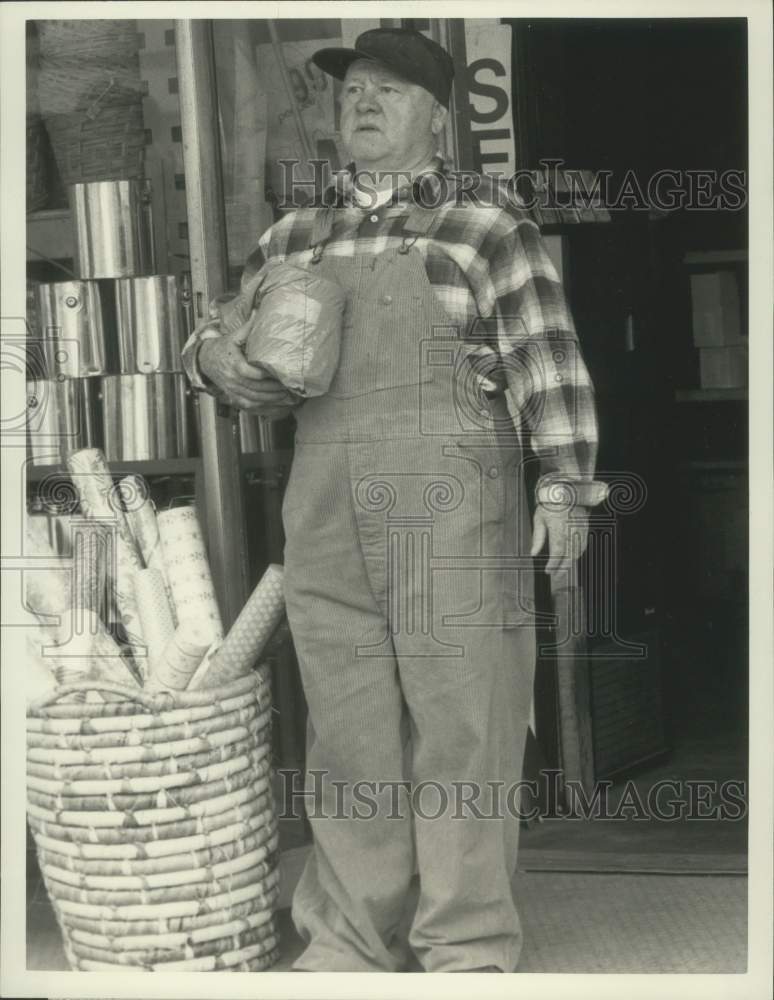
[188,564,285,690]
[26,630,61,704]
[148,625,212,691]
[36,609,140,691]
[119,476,163,570]
[119,475,176,622]
[65,449,146,670]
[24,519,71,617]
[156,506,223,642]
[69,520,108,616]
[133,568,176,677]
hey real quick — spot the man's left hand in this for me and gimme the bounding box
[530,505,590,577]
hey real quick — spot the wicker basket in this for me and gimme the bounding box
[27,114,50,212]
[26,669,281,971]
[37,18,146,185]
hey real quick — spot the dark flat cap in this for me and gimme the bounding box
[312,27,455,107]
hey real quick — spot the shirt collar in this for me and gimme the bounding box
[329,155,453,208]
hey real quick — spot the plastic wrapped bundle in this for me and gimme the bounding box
[219,261,345,398]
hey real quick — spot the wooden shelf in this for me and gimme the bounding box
[26,456,202,483]
[675,388,747,403]
[684,249,747,266]
[26,451,294,483]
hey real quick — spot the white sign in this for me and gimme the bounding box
[464,20,516,177]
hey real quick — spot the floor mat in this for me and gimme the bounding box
[513,871,747,973]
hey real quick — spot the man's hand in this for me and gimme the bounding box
[530,505,590,578]
[198,311,298,413]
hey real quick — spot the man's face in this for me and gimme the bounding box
[339,60,445,174]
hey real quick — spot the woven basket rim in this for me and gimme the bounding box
[27,710,271,766]
[27,686,261,735]
[27,699,268,751]
[28,670,261,717]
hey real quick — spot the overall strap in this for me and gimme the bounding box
[398,203,437,253]
[400,203,437,236]
[309,207,337,263]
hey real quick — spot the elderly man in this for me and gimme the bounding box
[183,26,604,973]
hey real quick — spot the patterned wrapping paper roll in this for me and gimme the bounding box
[156,507,223,643]
[119,476,163,570]
[65,449,146,668]
[134,568,176,678]
[24,630,56,705]
[148,625,212,691]
[188,565,284,690]
[69,520,108,615]
[119,475,176,622]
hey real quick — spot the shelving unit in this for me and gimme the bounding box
[675,388,747,403]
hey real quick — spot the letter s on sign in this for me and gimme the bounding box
[467,58,508,124]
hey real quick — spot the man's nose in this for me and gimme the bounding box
[355,87,380,112]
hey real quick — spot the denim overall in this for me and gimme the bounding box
[282,204,537,972]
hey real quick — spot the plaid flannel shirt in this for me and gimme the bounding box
[182,158,606,508]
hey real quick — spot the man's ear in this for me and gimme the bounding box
[430,101,449,135]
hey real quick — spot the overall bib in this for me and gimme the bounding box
[282,206,537,972]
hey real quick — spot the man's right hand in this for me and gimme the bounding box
[198,313,297,413]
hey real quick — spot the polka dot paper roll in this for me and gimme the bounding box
[188,564,284,690]
[156,506,223,643]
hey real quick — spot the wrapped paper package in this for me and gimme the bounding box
[65,450,146,665]
[188,564,284,690]
[156,506,223,643]
[218,261,345,398]
[134,567,176,677]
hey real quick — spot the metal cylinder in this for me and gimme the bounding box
[26,377,101,465]
[101,374,190,461]
[238,412,278,453]
[70,179,152,279]
[35,281,107,377]
[115,275,183,373]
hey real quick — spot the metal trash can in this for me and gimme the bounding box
[27,377,102,466]
[35,281,107,378]
[101,373,190,461]
[70,179,153,279]
[115,275,183,373]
